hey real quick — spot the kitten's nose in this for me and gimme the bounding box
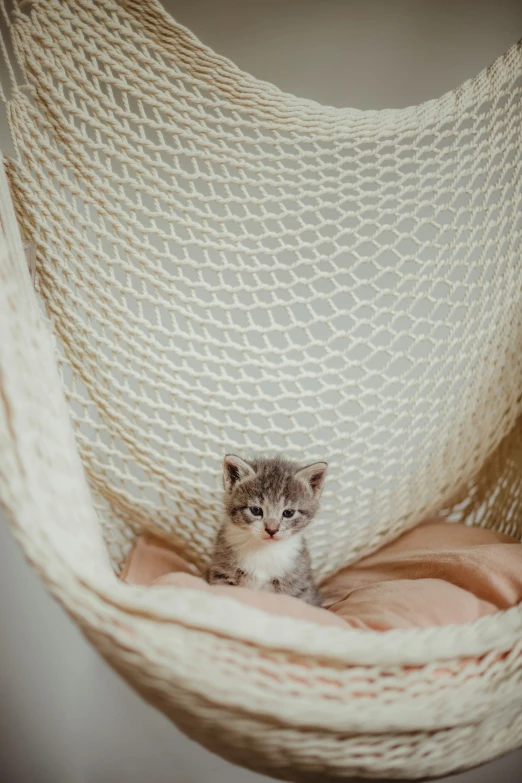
[265,519,279,537]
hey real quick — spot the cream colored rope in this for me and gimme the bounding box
[4,0,522,577]
[1,2,522,779]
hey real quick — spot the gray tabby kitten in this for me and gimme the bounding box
[207,455,327,606]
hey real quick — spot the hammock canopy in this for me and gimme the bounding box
[1,1,522,779]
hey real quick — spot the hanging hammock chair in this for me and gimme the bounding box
[1,0,522,779]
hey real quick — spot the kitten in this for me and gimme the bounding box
[207,454,327,606]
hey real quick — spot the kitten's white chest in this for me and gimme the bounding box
[227,529,302,589]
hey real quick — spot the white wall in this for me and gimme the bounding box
[2,1,522,781]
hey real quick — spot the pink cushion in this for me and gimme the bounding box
[120,521,522,630]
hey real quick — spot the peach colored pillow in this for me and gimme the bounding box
[121,522,522,630]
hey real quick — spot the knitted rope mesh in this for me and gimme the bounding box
[3,2,522,780]
[3,0,522,581]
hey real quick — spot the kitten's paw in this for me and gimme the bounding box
[208,570,237,586]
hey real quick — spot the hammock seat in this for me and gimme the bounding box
[1,0,522,779]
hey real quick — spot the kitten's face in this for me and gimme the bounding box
[223,455,327,543]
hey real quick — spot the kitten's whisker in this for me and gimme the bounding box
[211,454,325,607]
[233,535,258,553]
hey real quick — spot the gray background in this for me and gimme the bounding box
[1,1,522,781]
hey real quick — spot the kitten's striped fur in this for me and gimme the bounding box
[207,455,327,606]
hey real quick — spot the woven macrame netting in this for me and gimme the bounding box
[3,0,522,579]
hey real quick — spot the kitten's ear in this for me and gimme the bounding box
[223,454,255,492]
[295,462,328,498]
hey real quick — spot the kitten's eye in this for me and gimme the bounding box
[249,506,263,517]
[282,509,295,518]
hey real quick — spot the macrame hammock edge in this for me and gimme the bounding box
[0,1,522,780]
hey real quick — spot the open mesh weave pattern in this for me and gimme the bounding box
[2,1,522,779]
[3,0,522,577]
